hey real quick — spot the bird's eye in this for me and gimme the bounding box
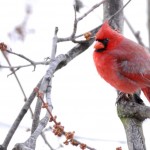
[96,38,109,47]
[96,38,109,44]
[103,38,109,45]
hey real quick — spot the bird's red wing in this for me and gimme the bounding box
[119,60,150,87]
[111,38,150,87]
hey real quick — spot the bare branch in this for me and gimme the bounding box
[77,0,105,22]
[6,50,36,71]
[10,21,99,148]
[31,97,42,134]
[58,0,130,44]
[57,1,104,43]
[117,96,148,150]
[7,67,21,77]
[1,49,34,117]
[12,54,68,149]
[13,113,49,150]
[71,4,77,39]
[51,27,58,60]
[0,60,50,70]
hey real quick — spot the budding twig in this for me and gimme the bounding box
[57,0,104,43]
[36,89,96,150]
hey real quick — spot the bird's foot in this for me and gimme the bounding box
[116,92,145,105]
[116,92,132,104]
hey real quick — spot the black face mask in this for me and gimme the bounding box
[95,38,109,52]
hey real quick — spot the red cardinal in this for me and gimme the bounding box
[93,21,150,102]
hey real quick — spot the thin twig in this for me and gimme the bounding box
[2,4,101,148]
[57,1,104,43]
[7,67,21,77]
[58,0,131,43]
[6,49,36,71]
[1,51,34,117]
[0,60,50,70]
[108,0,132,21]
[71,4,78,41]
[51,27,58,60]
[77,0,105,22]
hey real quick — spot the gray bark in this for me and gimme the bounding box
[103,0,124,31]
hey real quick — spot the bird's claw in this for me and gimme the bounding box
[116,92,131,104]
[116,92,145,105]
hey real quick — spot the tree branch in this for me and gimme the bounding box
[31,29,57,133]
[31,97,42,134]
[57,1,104,43]
[11,20,100,148]
[6,50,36,71]
[1,50,33,117]
[13,113,49,150]
[117,96,148,150]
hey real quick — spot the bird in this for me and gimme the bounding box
[93,21,150,102]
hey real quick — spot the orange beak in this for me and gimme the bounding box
[94,41,105,50]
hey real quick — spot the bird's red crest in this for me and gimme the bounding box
[95,21,121,41]
[94,21,123,50]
